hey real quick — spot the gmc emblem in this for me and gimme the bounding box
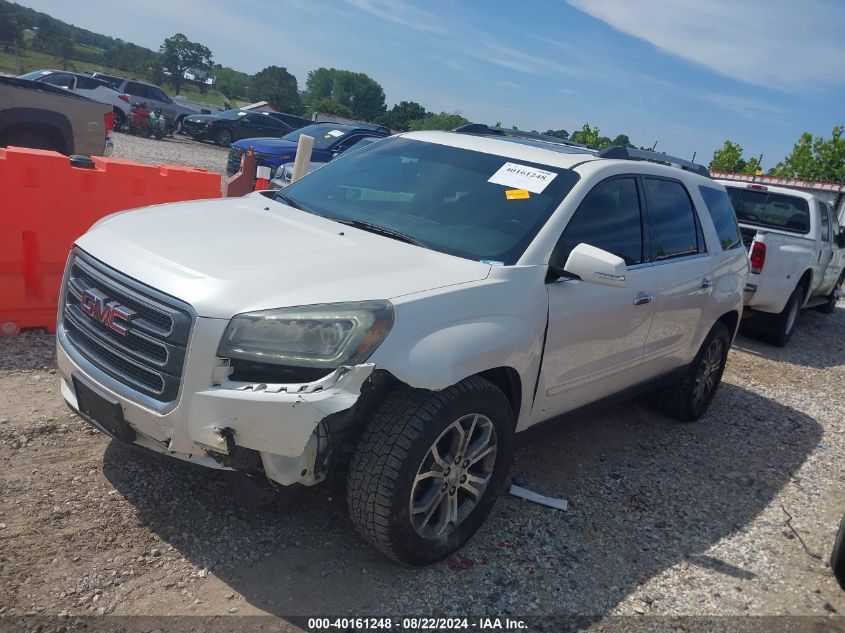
[79,288,136,336]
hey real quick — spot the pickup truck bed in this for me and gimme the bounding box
[0,76,112,156]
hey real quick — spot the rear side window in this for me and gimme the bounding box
[644,178,704,261]
[555,177,643,265]
[726,188,810,234]
[819,203,830,241]
[699,186,741,250]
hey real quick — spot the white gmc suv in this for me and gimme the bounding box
[57,125,748,565]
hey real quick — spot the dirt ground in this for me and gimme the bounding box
[1,303,844,629]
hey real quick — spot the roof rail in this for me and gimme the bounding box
[452,123,590,149]
[598,146,711,178]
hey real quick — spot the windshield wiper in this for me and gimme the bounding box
[328,217,428,248]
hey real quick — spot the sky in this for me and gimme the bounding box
[20,0,845,168]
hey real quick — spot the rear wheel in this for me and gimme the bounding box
[113,108,126,132]
[765,283,804,346]
[816,273,844,315]
[347,376,514,565]
[657,321,730,421]
[832,513,845,589]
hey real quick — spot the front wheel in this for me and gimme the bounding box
[347,376,514,565]
[216,129,232,146]
[816,273,844,315]
[657,321,730,421]
[113,109,126,132]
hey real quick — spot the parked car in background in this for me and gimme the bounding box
[90,74,197,132]
[57,126,746,565]
[226,122,390,175]
[269,136,381,188]
[720,181,845,345]
[0,76,113,156]
[18,70,131,130]
[182,109,296,146]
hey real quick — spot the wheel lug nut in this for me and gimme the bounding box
[463,459,470,467]
[449,487,456,496]
[455,455,461,464]
[460,475,467,483]
[444,467,450,476]
[442,483,448,491]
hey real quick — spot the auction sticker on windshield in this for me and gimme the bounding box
[488,162,557,194]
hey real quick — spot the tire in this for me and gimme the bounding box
[1,129,60,152]
[832,513,845,590]
[216,128,232,147]
[764,283,805,346]
[347,376,514,566]
[657,321,730,422]
[816,273,844,315]
[113,108,126,132]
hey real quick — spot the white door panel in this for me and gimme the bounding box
[641,256,714,378]
[536,268,656,419]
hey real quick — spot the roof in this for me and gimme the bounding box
[715,179,820,202]
[241,101,277,112]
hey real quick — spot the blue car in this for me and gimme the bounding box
[226,122,390,175]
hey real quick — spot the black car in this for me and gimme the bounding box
[182,109,303,146]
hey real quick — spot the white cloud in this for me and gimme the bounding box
[340,0,448,35]
[566,0,845,90]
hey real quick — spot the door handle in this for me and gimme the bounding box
[633,295,654,306]
[699,278,713,290]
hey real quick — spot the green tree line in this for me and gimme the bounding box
[709,126,845,183]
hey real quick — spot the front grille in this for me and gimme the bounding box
[60,249,194,403]
[226,146,244,174]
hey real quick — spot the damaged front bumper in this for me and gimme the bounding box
[57,316,374,486]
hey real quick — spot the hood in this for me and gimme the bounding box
[184,114,218,124]
[233,137,297,153]
[76,194,490,319]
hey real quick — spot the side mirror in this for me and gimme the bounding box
[559,243,628,288]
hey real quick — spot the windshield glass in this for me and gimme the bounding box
[281,124,355,149]
[726,187,811,234]
[217,109,248,120]
[274,137,580,264]
[18,71,50,80]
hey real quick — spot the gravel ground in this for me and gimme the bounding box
[111,131,230,178]
[1,307,844,627]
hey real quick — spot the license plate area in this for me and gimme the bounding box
[73,374,136,443]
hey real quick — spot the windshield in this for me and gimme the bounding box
[274,137,580,264]
[726,187,811,234]
[18,71,51,80]
[281,124,355,149]
[216,109,248,120]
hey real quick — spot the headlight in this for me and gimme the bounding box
[217,301,394,368]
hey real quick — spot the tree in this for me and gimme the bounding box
[742,156,762,175]
[709,140,747,173]
[611,134,631,148]
[378,101,426,131]
[158,33,212,94]
[303,68,386,121]
[306,96,353,119]
[214,65,251,101]
[407,112,468,132]
[251,65,302,114]
[772,126,845,182]
[570,122,601,148]
[543,129,569,139]
[0,9,24,51]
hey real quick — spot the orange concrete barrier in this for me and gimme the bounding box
[223,146,257,197]
[0,146,222,334]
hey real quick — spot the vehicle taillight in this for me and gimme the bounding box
[119,93,129,103]
[104,111,114,135]
[750,241,766,274]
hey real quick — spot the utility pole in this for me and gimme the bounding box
[651,140,658,151]
[691,151,697,162]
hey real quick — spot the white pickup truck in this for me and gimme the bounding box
[58,128,747,564]
[719,181,845,345]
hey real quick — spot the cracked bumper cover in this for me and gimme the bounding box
[57,316,374,486]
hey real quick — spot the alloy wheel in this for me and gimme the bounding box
[693,338,724,407]
[409,413,497,538]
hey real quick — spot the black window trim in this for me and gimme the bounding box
[640,174,710,264]
[549,173,648,274]
[819,201,831,242]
